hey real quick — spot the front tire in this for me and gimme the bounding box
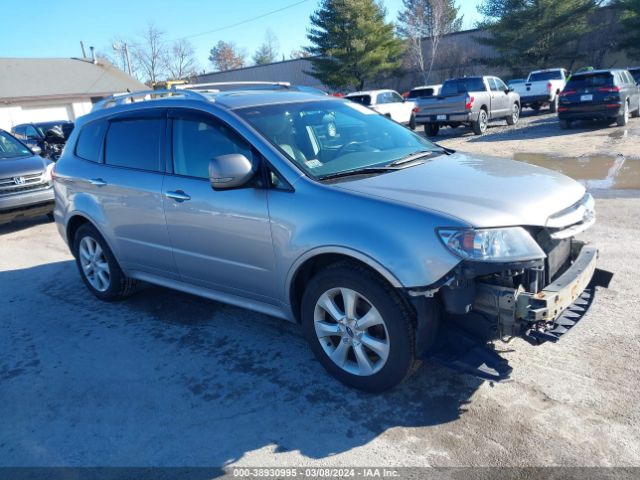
[301,263,417,392]
[424,123,440,137]
[73,223,137,301]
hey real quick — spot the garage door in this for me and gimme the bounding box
[20,104,73,123]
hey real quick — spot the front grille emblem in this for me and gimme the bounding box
[13,177,26,185]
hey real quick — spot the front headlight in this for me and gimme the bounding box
[437,227,545,262]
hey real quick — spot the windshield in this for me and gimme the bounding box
[440,78,485,96]
[35,122,74,138]
[0,131,33,159]
[528,71,563,82]
[566,72,614,89]
[236,99,441,179]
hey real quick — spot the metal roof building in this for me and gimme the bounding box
[0,57,146,130]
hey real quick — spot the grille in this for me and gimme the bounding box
[0,173,45,196]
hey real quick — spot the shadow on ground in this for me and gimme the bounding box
[0,260,483,473]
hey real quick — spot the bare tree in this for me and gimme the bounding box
[131,23,168,85]
[208,41,246,71]
[167,38,199,80]
[253,29,280,65]
[290,48,312,59]
[397,0,462,83]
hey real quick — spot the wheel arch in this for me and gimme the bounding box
[65,212,118,262]
[286,247,404,323]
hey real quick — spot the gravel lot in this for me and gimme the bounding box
[1,112,639,472]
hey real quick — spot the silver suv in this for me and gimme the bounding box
[53,86,610,391]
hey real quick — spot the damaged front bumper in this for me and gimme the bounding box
[473,241,611,344]
[421,241,612,382]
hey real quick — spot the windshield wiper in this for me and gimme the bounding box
[319,167,399,181]
[387,149,447,167]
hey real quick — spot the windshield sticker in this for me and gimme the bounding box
[344,102,376,115]
[305,159,323,169]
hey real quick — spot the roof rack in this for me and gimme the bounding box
[175,81,291,91]
[92,88,209,111]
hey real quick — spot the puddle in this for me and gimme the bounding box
[513,153,640,190]
[605,128,640,140]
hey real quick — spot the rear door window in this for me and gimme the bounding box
[488,78,500,91]
[105,118,163,172]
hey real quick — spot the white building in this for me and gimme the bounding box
[0,57,146,131]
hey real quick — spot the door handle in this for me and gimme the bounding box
[89,178,107,186]
[165,190,191,202]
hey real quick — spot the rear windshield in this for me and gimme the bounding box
[440,78,485,96]
[347,95,371,106]
[629,69,640,84]
[408,88,435,99]
[528,71,563,82]
[566,72,614,89]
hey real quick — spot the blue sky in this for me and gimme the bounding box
[0,0,482,73]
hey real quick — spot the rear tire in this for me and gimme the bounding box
[550,95,559,113]
[616,100,629,127]
[409,114,416,130]
[424,123,440,137]
[532,103,541,112]
[72,223,137,301]
[301,262,418,392]
[506,103,520,126]
[559,119,571,129]
[472,109,488,135]
[631,98,640,118]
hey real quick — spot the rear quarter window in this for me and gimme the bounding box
[105,118,163,171]
[75,120,107,162]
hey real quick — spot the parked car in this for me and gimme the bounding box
[414,76,521,136]
[507,78,526,88]
[628,67,640,84]
[511,68,569,112]
[406,84,442,100]
[0,129,55,223]
[558,69,640,129]
[12,120,74,161]
[53,87,610,392]
[345,90,416,128]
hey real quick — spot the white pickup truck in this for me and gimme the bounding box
[513,68,569,112]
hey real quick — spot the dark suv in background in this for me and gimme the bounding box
[558,69,640,129]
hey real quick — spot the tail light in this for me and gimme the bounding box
[597,86,621,93]
[412,107,419,113]
[560,90,576,97]
[465,95,475,110]
[547,82,552,92]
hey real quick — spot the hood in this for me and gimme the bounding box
[0,154,48,179]
[334,152,586,228]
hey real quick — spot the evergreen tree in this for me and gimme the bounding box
[477,0,604,71]
[253,30,280,65]
[305,0,404,90]
[617,0,640,58]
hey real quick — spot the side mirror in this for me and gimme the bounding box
[31,145,42,156]
[506,87,514,93]
[208,154,256,190]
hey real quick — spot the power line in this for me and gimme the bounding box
[180,0,312,40]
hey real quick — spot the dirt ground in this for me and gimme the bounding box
[429,109,640,160]
[1,111,639,474]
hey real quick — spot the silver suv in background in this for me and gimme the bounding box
[53,86,610,392]
[0,129,55,223]
[415,76,521,136]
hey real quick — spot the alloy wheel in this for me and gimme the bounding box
[79,236,111,292]
[313,287,390,376]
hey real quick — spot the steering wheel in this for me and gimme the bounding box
[335,140,371,157]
